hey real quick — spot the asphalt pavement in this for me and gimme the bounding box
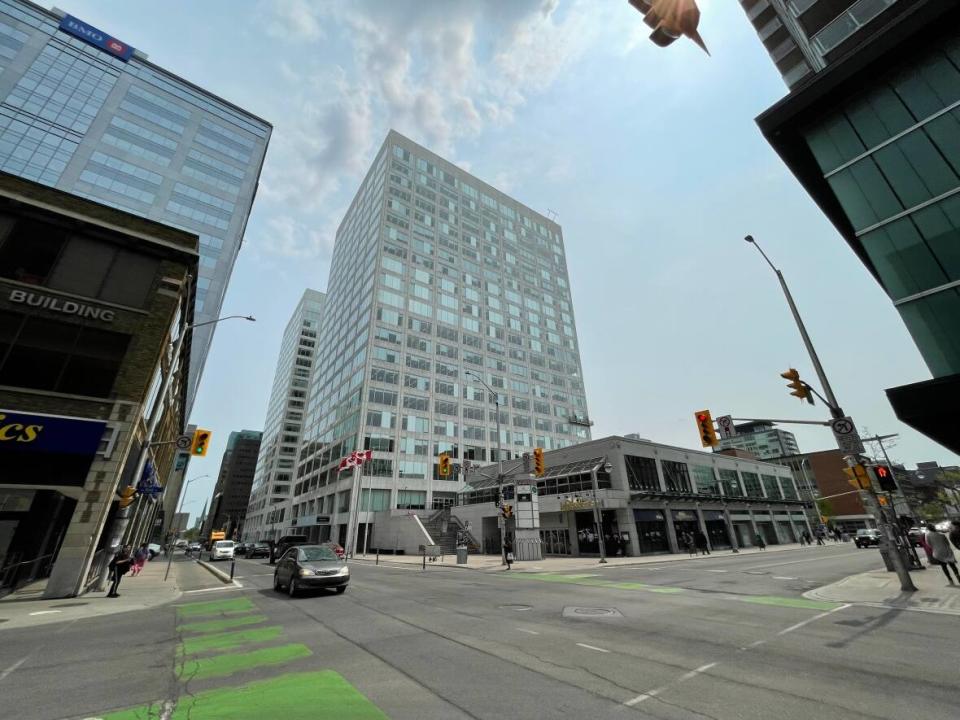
[1,546,956,720]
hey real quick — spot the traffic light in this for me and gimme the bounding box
[523,452,531,473]
[873,464,897,492]
[502,504,513,518]
[780,369,813,404]
[533,447,545,476]
[438,453,451,477]
[628,0,708,53]
[843,464,870,490]
[118,486,136,509]
[191,428,212,457]
[694,410,718,448]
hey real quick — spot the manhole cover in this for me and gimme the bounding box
[562,606,623,618]
[498,604,533,611]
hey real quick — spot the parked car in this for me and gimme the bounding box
[247,542,270,559]
[187,542,202,554]
[854,529,881,548]
[147,543,162,559]
[273,544,349,597]
[234,543,248,556]
[210,540,235,561]
[270,534,308,564]
[174,539,189,549]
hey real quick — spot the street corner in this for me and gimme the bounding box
[804,569,960,616]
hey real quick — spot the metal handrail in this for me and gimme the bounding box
[0,552,55,574]
[0,552,56,593]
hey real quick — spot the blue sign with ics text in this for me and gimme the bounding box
[59,14,134,61]
[0,409,106,455]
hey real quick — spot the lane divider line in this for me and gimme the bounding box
[575,642,610,653]
[516,628,540,635]
[624,662,718,706]
[776,603,851,636]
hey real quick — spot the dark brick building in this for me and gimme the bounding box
[0,173,197,597]
[203,430,261,541]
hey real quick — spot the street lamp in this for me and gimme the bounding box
[465,369,507,565]
[590,461,613,564]
[164,474,208,581]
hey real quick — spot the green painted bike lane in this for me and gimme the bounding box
[98,595,387,720]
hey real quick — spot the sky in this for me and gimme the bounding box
[61,0,960,519]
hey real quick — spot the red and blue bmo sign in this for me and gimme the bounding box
[59,14,134,62]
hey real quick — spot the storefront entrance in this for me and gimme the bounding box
[540,528,572,555]
[634,509,669,554]
[574,510,618,555]
[702,510,731,549]
[672,509,698,551]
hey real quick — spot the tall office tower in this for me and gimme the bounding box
[244,289,326,542]
[739,0,907,89]
[0,1,270,406]
[292,130,592,547]
[201,429,261,541]
[748,0,960,453]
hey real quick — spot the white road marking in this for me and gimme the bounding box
[776,603,850,636]
[0,657,27,682]
[27,610,62,616]
[516,628,540,635]
[740,639,766,651]
[742,551,861,571]
[773,576,797,580]
[624,662,718,706]
[704,569,728,573]
[182,585,245,594]
[576,642,610,653]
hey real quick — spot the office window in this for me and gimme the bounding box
[661,460,692,493]
[690,465,720,495]
[741,471,763,497]
[762,474,783,500]
[718,468,742,497]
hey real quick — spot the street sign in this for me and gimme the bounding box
[175,434,193,450]
[716,415,736,439]
[831,416,864,455]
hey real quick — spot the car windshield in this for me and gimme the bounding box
[215,541,234,548]
[301,547,339,562]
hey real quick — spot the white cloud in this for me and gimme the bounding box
[264,0,324,41]
[254,214,339,260]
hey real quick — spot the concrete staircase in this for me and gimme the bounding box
[421,509,480,555]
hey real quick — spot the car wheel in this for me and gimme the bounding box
[288,578,298,598]
[335,585,347,595]
[273,573,281,592]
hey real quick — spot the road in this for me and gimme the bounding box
[1,545,956,720]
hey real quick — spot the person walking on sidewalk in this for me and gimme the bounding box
[694,530,710,556]
[503,537,514,570]
[107,545,133,597]
[922,525,960,585]
[754,532,766,550]
[130,543,149,576]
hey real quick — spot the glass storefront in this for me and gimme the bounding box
[634,509,669,554]
[702,510,730,549]
[540,528,571,555]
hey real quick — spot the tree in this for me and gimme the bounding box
[815,498,834,520]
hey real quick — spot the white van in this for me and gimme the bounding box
[211,540,235,561]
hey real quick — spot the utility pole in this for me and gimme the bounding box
[746,235,915,592]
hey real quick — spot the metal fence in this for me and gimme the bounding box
[0,552,55,595]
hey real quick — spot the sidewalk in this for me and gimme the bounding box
[0,554,188,631]
[805,566,960,616]
[352,541,831,573]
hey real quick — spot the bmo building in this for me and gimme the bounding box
[0,173,197,598]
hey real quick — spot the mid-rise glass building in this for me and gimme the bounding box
[291,130,591,546]
[0,1,270,405]
[715,421,800,460]
[244,289,326,542]
[750,0,960,454]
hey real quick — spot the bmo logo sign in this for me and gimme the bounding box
[59,14,135,62]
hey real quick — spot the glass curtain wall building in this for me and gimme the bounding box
[244,289,326,542]
[752,1,960,454]
[715,421,800,460]
[293,130,591,546]
[0,1,270,406]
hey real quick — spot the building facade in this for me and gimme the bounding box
[292,130,592,548]
[201,430,261,541]
[0,1,270,406]
[752,0,960,454]
[243,290,326,542]
[450,435,809,557]
[715,421,800,459]
[739,0,908,89]
[779,449,877,531]
[0,173,197,597]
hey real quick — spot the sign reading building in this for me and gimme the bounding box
[59,14,134,61]
[8,288,115,322]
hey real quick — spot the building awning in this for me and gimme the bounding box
[886,374,960,454]
[629,489,806,507]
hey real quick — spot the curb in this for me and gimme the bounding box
[197,559,233,584]
[803,581,960,617]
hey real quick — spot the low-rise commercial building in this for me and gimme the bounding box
[0,173,197,597]
[780,450,876,532]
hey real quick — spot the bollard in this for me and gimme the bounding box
[422,550,426,570]
[230,559,236,580]
[376,548,380,566]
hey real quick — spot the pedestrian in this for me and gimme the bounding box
[815,529,825,546]
[504,537,514,570]
[695,529,710,556]
[130,543,149,576]
[682,531,695,556]
[922,525,960,585]
[107,545,133,597]
[949,521,960,553]
[754,532,766,550]
[833,527,842,543]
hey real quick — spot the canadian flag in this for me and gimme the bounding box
[338,449,373,472]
